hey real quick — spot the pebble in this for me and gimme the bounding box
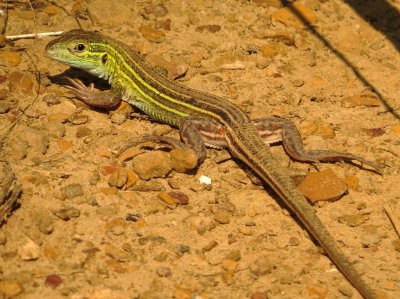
[132,151,173,180]
[0,101,10,113]
[225,250,241,261]
[272,2,317,29]
[202,240,218,252]
[24,127,49,155]
[141,4,168,19]
[0,51,21,67]
[96,205,119,216]
[250,291,269,299]
[52,206,81,221]
[0,88,9,100]
[288,236,300,246]
[17,238,40,260]
[44,274,63,288]
[338,285,354,297]
[130,180,165,192]
[341,93,380,108]
[176,244,190,256]
[108,167,128,189]
[0,231,7,245]
[43,94,61,106]
[299,120,335,139]
[47,121,66,139]
[260,43,279,58]
[169,148,198,172]
[298,169,348,204]
[214,209,230,224]
[250,255,274,276]
[362,127,385,137]
[37,212,54,234]
[146,54,189,79]
[57,138,74,152]
[221,258,237,271]
[126,169,140,188]
[60,183,84,200]
[338,214,368,227]
[139,26,166,43]
[44,5,63,15]
[76,126,92,138]
[156,266,171,277]
[195,24,221,33]
[68,112,89,125]
[103,243,129,262]
[345,175,359,191]
[0,280,23,297]
[9,71,36,94]
[167,177,183,189]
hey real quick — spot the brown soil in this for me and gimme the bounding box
[0,1,399,298]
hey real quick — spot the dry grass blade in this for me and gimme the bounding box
[384,202,400,239]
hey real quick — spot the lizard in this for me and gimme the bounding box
[45,29,380,298]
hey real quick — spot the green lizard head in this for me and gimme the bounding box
[46,29,111,79]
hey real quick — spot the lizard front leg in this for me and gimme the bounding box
[63,77,121,108]
[252,116,381,172]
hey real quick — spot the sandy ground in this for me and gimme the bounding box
[0,0,399,298]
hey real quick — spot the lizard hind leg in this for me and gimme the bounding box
[252,116,381,173]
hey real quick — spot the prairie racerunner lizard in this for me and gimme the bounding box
[46,29,380,299]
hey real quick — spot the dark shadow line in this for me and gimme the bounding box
[285,3,400,120]
[343,0,400,53]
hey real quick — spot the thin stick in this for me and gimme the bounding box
[384,202,400,239]
[5,31,63,41]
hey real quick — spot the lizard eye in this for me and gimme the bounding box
[74,43,85,52]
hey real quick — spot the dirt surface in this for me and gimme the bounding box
[0,0,399,298]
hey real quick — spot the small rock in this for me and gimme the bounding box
[345,175,359,191]
[139,26,166,43]
[9,71,35,94]
[298,169,348,204]
[338,214,368,227]
[130,180,165,192]
[0,231,7,245]
[362,127,385,137]
[24,127,49,155]
[68,112,89,125]
[221,259,237,271]
[214,209,230,224]
[126,169,139,188]
[272,2,317,29]
[17,238,40,260]
[37,213,54,234]
[260,44,279,58]
[0,51,21,67]
[250,255,274,276]
[156,266,171,277]
[251,291,269,299]
[338,285,354,297]
[108,167,128,189]
[76,126,92,138]
[146,54,189,79]
[60,183,84,200]
[53,206,81,221]
[141,4,168,19]
[195,24,221,33]
[300,120,335,139]
[96,205,118,216]
[44,274,63,288]
[202,240,218,252]
[0,88,9,100]
[288,236,300,246]
[44,5,63,15]
[43,94,61,106]
[57,138,74,152]
[103,243,129,262]
[341,93,380,108]
[0,101,10,113]
[47,121,66,138]
[176,244,190,256]
[0,280,23,297]
[132,151,173,180]
[225,250,241,261]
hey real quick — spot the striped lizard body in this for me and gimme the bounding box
[46,29,378,299]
